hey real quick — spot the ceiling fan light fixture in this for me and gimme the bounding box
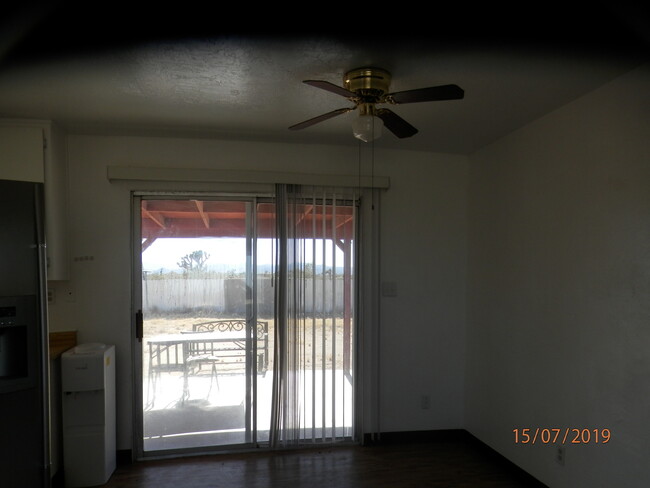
[352,104,383,142]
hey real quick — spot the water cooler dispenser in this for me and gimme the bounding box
[61,343,116,487]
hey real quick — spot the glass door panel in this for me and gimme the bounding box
[258,194,356,444]
[139,198,256,453]
[252,201,276,443]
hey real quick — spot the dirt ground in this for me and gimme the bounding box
[143,312,350,368]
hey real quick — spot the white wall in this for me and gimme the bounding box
[46,135,469,449]
[379,150,468,432]
[467,65,650,487]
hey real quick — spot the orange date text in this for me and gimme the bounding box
[513,428,611,444]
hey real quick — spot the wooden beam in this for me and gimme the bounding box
[336,215,353,229]
[141,201,166,229]
[141,237,156,252]
[193,200,210,228]
[295,204,314,226]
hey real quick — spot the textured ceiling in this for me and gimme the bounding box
[0,2,647,154]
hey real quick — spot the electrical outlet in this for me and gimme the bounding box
[556,446,565,466]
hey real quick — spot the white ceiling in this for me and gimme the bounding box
[0,3,647,154]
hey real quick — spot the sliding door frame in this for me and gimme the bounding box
[129,185,373,458]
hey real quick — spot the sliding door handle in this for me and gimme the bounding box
[135,309,143,342]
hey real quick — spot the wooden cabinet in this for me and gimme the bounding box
[0,119,69,280]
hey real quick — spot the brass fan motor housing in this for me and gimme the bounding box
[344,67,392,100]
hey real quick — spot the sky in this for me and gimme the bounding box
[142,237,344,273]
[142,237,269,272]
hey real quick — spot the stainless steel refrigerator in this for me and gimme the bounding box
[0,179,51,487]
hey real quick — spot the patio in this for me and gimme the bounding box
[142,350,353,453]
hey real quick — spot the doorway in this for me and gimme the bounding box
[132,192,356,457]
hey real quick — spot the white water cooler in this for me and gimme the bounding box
[61,343,116,487]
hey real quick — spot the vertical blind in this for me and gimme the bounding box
[270,184,356,448]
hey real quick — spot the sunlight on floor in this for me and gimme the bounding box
[143,370,353,452]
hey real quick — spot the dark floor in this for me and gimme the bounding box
[102,431,548,488]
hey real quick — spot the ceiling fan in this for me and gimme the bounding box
[289,67,464,141]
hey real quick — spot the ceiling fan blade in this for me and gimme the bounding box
[303,80,357,98]
[289,107,353,131]
[387,84,464,104]
[376,108,418,138]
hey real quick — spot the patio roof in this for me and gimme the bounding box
[141,199,355,248]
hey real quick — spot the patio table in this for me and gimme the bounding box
[146,330,250,402]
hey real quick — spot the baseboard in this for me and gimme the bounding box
[51,468,64,488]
[362,429,548,487]
[117,449,133,466]
[363,428,471,445]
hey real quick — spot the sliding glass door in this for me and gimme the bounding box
[133,191,356,457]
